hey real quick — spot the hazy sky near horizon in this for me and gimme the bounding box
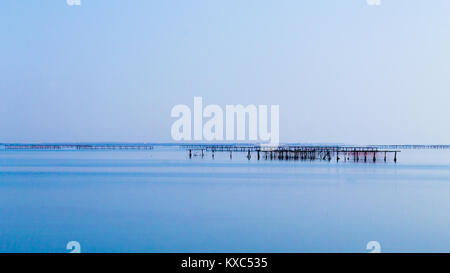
[1,0,450,144]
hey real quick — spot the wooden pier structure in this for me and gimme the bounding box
[183,144,400,163]
[1,143,401,163]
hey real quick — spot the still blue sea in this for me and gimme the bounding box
[1,146,450,252]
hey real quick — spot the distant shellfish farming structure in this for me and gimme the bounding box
[2,144,154,150]
[183,144,400,163]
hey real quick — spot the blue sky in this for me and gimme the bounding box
[1,0,450,144]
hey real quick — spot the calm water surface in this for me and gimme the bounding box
[1,147,450,252]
